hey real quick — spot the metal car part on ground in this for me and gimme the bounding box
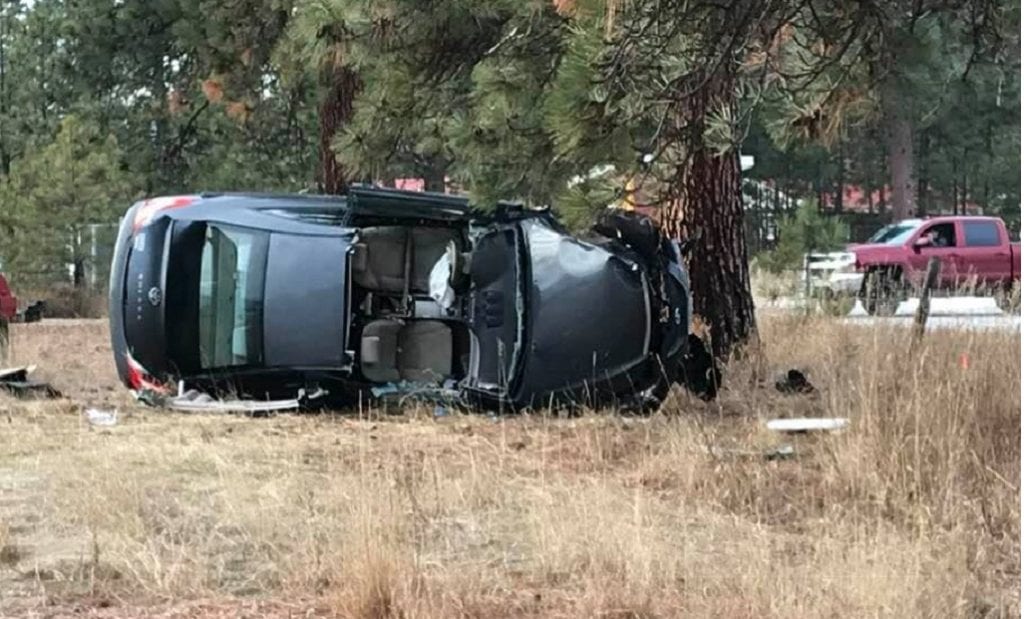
[0,365,62,399]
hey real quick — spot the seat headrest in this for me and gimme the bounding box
[361,335,381,364]
[351,243,368,273]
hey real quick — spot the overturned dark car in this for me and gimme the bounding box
[109,186,713,413]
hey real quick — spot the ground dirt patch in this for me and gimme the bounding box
[0,318,1018,618]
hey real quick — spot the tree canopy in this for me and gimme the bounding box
[0,0,1017,351]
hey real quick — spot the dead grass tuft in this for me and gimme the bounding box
[0,317,1018,617]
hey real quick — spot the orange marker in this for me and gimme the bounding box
[958,352,970,370]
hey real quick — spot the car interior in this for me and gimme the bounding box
[923,223,957,247]
[348,224,473,386]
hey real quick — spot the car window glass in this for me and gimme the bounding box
[199,225,266,368]
[963,221,1001,247]
[921,223,956,248]
[876,224,917,245]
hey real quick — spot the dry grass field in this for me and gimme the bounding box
[0,317,1018,618]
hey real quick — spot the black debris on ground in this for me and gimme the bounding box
[774,369,816,395]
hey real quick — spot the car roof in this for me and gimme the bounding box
[195,192,347,208]
[148,186,474,212]
[898,215,1003,227]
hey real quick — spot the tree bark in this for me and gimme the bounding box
[885,108,915,221]
[833,137,844,213]
[318,66,360,195]
[658,73,757,360]
[423,167,446,193]
[916,130,929,216]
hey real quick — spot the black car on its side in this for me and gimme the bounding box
[109,186,707,412]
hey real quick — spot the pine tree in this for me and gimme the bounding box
[540,0,776,358]
[762,0,1017,221]
[2,116,136,286]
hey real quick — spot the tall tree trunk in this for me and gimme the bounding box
[916,130,929,216]
[0,6,9,177]
[833,137,844,213]
[961,170,968,214]
[318,67,360,195]
[659,74,757,360]
[884,104,915,221]
[423,167,446,193]
[952,177,959,215]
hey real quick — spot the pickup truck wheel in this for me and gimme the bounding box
[859,268,902,317]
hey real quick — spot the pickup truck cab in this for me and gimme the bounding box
[853,216,1020,314]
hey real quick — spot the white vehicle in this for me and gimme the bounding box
[802,251,862,297]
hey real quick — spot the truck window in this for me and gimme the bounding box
[873,223,919,245]
[922,222,956,248]
[963,221,1001,247]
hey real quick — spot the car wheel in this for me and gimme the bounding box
[593,211,663,260]
[680,334,721,401]
[859,268,902,317]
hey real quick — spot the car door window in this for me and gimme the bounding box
[963,221,1001,247]
[922,223,956,248]
[199,225,268,368]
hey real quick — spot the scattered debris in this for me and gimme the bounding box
[0,365,62,399]
[17,300,46,323]
[137,385,328,414]
[774,369,816,394]
[764,444,796,460]
[84,408,118,427]
[708,443,796,460]
[766,417,849,433]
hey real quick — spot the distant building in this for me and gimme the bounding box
[820,185,984,215]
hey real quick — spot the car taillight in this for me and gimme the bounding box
[132,195,198,233]
[125,353,169,393]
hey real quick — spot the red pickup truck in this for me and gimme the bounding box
[853,216,1021,314]
[0,274,17,322]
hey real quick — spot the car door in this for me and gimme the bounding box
[958,220,1007,285]
[907,221,961,287]
[513,218,650,405]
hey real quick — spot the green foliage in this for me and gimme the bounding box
[0,0,1019,288]
[757,200,849,272]
[1,115,137,284]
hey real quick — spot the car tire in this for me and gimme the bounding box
[859,267,902,317]
[680,334,721,401]
[592,211,663,261]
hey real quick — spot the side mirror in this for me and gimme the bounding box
[913,236,931,250]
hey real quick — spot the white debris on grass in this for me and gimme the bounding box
[84,408,118,427]
[766,417,849,433]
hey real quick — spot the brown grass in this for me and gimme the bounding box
[0,317,1018,618]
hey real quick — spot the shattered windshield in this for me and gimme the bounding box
[199,225,267,368]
